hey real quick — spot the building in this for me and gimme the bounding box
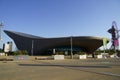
[4,30,109,55]
[3,41,12,52]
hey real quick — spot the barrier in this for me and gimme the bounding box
[54,55,64,60]
[14,55,28,60]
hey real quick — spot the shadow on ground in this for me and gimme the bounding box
[18,63,110,68]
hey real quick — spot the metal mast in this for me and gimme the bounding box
[0,22,4,40]
[70,36,73,59]
[31,40,34,56]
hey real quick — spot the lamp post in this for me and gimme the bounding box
[0,22,4,50]
[31,40,34,56]
[70,36,73,59]
[0,22,4,40]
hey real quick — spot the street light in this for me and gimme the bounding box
[70,36,73,59]
[31,40,34,56]
[0,22,4,40]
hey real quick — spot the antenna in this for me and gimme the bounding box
[0,22,4,40]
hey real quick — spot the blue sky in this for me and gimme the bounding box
[0,0,120,49]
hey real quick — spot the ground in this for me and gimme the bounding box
[0,57,120,80]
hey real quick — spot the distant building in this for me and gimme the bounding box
[3,41,12,52]
[4,30,109,55]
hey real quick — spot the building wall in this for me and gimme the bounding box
[4,30,108,55]
[3,42,12,52]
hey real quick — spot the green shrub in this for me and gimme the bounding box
[109,49,115,55]
[0,49,4,52]
[55,51,64,55]
[77,52,86,55]
[117,50,120,57]
[94,51,101,55]
[13,50,28,55]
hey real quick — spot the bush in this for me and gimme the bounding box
[94,51,101,55]
[77,52,86,55]
[13,50,28,55]
[109,49,115,55]
[55,51,64,55]
[0,49,4,52]
[116,50,120,57]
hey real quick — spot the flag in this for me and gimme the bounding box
[114,39,119,46]
[103,37,108,47]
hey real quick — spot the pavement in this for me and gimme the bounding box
[0,57,120,80]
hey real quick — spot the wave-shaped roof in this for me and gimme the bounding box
[4,30,109,55]
[4,30,43,39]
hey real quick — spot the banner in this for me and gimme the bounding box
[114,39,119,46]
[103,37,108,47]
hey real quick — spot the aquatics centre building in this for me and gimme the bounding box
[4,30,109,55]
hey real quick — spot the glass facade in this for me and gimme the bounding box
[45,46,86,55]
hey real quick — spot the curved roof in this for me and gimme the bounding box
[4,30,43,39]
[4,30,109,55]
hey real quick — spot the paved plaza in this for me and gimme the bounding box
[0,57,120,80]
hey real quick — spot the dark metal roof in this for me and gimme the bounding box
[4,30,109,55]
[4,30,43,39]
